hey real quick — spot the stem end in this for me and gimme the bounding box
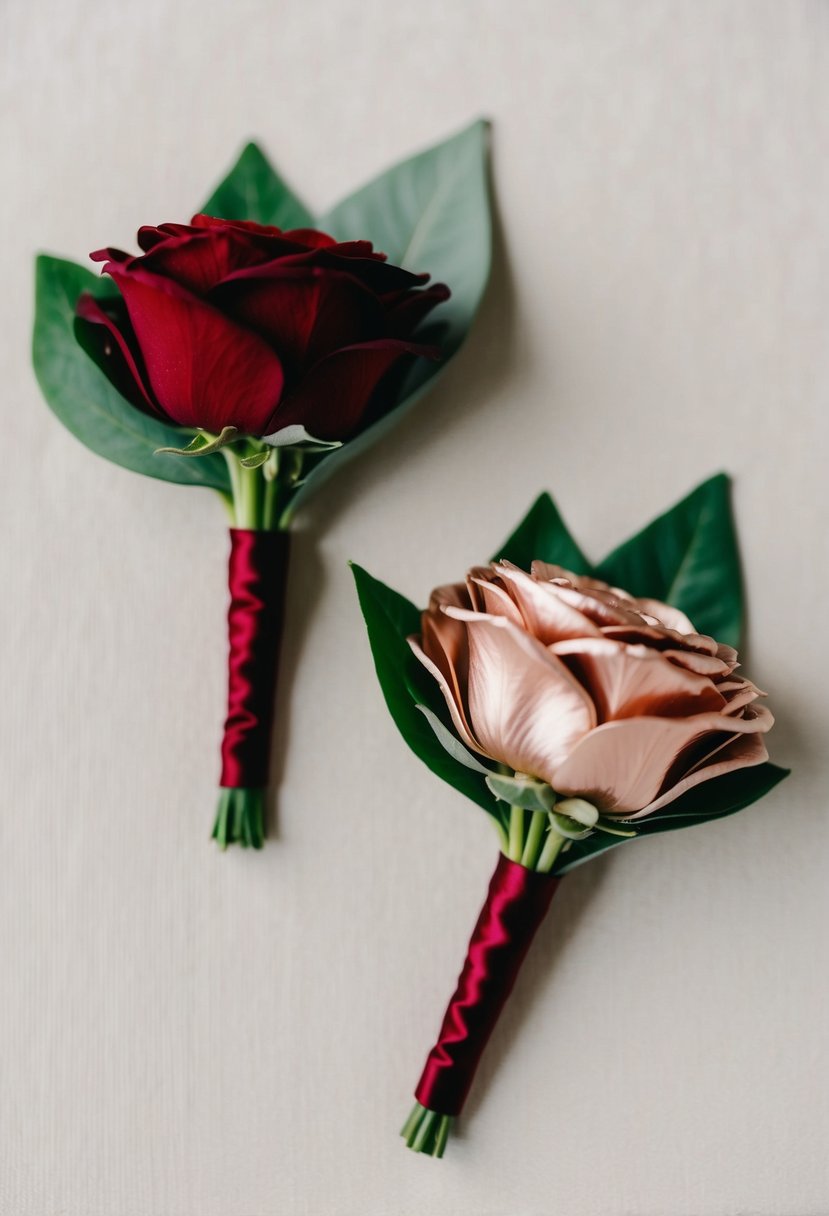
[401,1101,454,1158]
[211,788,266,850]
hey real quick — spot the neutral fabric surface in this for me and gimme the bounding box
[2,2,827,1213]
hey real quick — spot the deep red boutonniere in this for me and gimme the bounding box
[33,121,491,848]
[353,475,789,1156]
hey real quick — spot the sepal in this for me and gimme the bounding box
[416,704,493,774]
[261,424,343,452]
[486,773,556,813]
[155,426,238,457]
[549,811,593,841]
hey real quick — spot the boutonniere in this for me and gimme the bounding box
[353,474,788,1156]
[33,121,491,848]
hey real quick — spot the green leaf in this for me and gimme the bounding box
[595,473,743,648]
[294,119,492,508]
[485,773,556,812]
[553,762,789,875]
[32,256,230,491]
[491,492,591,573]
[628,761,790,832]
[200,141,314,229]
[351,562,503,826]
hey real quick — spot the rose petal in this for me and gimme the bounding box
[466,569,524,625]
[190,214,289,240]
[75,292,164,417]
[429,582,473,614]
[662,650,736,678]
[633,598,697,635]
[552,707,773,814]
[633,732,770,816]
[495,563,604,643]
[138,228,295,294]
[551,636,727,722]
[409,624,480,756]
[383,281,451,337]
[314,249,430,294]
[718,676,767,713]
[285,230,368,253]
[600,622,721,658]
[449,612,597,783]
[101,259,284,434]
[211,266,385,373]
[549,584,649,628]
[267,338,434,440]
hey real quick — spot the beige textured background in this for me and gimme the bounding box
[2,2,827,1213]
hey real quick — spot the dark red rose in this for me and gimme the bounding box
[75,215,450,440]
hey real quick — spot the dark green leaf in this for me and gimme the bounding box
[595,473,743,648]
[491,492,592,572]
[554,762,789,874]
[200,141,313,229]
[295,119,492,507]
[351,563,504,825]
[627,761,790,832]
[32,256,230,491]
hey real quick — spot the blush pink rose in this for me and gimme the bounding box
[409,561,772,817]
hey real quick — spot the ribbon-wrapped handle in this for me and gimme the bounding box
[415,853,560,1117]
[219,528,290,790]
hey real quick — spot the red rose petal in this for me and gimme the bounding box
[102,260,284,434]
[75,291,165,417]
[211,265,385,373]
[384,280,451,337]
[268,338,436,440]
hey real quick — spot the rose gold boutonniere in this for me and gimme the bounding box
[354,475,788,1156]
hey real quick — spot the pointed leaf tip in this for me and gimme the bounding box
[596,472,743,647]
[295,119,492,508]
[492,491,591,574]
[201,141,313,229]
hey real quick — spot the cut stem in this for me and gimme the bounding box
[520,809,547,869]
[221,442,297,531]
[536,823,567,872]
[401,1102,454,1158]
[212,788,265,849]
[507,804,525,862]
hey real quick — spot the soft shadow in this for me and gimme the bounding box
[460,854,611,1127]
[262,159,519,833]
[264,524,326,839]
[299,172,520,535]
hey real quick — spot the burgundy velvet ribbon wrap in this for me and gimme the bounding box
[219,528,290,790]
[415,854,560,1118]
